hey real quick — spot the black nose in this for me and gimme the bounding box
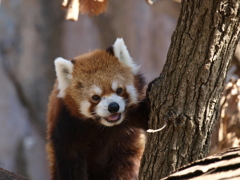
[108,102,120,113]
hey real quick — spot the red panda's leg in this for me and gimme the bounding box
[128,100,150,130]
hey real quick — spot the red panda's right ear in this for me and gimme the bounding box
[111,38,140,75]
[54,57,74,98]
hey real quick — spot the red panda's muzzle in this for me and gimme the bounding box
[105,113,121,122]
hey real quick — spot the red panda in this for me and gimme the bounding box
[46,38,149,180]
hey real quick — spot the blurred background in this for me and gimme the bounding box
[0,0,180,179]
[1,0,240,180]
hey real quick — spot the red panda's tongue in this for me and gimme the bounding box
[107,113,121,121]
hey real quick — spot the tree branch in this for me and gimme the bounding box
[0,167,29,180]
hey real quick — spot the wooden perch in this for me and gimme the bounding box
[162,147,240,180]
[62,0,109,21]
[0,167,29,180]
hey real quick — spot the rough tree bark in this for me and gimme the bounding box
[162,147,240,179]
[0,168,29,180]
[139,0,240,179]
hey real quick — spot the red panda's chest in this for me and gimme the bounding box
[86,126,142,170]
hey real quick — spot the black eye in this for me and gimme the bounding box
[92,95,100,101]
[116,88,123,95]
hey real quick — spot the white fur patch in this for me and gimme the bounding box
[113,38,140,74]
[111,81,119,91]
[126,85,138,105]
[96,94,125,127]
[96,94,125,117]
[91,85,102,95]
[54,57,74,98]
[80,100,92,118]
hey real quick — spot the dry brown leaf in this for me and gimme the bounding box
[80,0,109,16]
[65,0,80,21]
[62,0,109,21]
[62,0,69,7]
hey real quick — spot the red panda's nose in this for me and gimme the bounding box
[108,102,120,113]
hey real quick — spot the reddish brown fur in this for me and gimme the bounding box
[46,49,149,180]
[67,51,134,108]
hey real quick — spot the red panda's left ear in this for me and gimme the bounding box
[109,38,140,75]
[54,57,74,98]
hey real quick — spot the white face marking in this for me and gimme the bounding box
[126,85,138,105]
[91,85,102,95]
[96,94,126,127]
[80,100,92,118]
[96,94,125,117]
[111,81,118,91]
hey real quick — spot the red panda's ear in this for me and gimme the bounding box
[112,38,140,74]
[54,57,74,98]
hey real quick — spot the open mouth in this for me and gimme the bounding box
[104,113,122,123]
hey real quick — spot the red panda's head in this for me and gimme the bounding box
[54,38,143,127]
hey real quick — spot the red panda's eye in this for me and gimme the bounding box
[116,88,123,95]
[92,95,101,101]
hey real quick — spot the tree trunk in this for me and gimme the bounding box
[139,0,240,179]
